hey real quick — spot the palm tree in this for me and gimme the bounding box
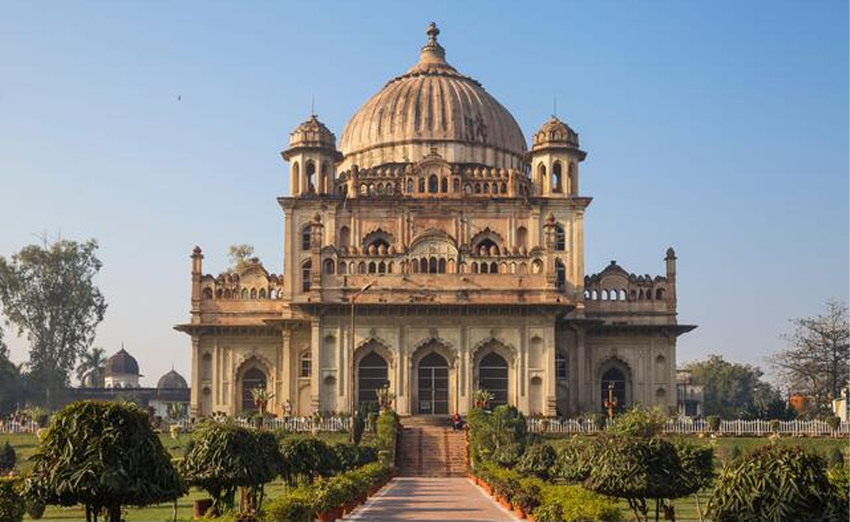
[76,347,106,387]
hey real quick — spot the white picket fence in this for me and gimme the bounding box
[527,417,850,436]
[0,420,39,434]
[0,416,352,435]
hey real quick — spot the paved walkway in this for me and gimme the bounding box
[343,477,518,522]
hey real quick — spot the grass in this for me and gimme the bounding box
[3,431,846,521]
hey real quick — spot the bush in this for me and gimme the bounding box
[769,419,780,433]
[25,401,184,522]
[492,442,524,467]
[333,443,378,472]
[727,445,742,462]
[707,444,845,522]
[181,420,279,513]
[467,405,527,466]
[517,443,556,480]
[535,484,622,522]
[0,441,15,472]
[825,415,841,431]
[267,461,393,521]
[26,500,45,520]
[0,477,25,522]
[828,462,849,514]
[609,407,666,438]
[827,447,845,468]
[706,415,721,432]
[553,437,593,483]
[279,437,336,485]
[376,410,400,463]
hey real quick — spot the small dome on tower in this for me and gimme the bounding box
[105,348,140,377]
[283,114,340,160]
[532,116,580,150]
[157,369,188,389]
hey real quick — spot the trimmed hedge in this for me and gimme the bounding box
[0,477,25,522]
[268,461,393,522]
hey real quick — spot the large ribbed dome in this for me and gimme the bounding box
[339,23,527,171]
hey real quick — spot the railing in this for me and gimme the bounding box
[0,416,352,435]
[527,417,850,436]
[0,420,39,434]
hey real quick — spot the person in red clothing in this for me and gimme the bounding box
[452,412,463,431]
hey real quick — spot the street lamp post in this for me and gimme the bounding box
[349,281,374,442]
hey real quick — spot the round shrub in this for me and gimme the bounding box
[25,401,184,522]
[0,477,25,522]
[181,420,279,513]
[517,443,556,480]
[280,437,336,485]
[267,484,316,522]
[706,415,721,432]
[553,438,593,483]
[707,444,845,522]
[493,442,524,467]
[0,441,15,472]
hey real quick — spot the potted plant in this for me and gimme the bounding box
[250,387,274,429]
[472,389,494,409]
[376,385,396,412]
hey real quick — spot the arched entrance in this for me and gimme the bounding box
[357,351,388,410]
[417,352,449,415]
[479,352,509,407]
[601,367,627,413]
[241,367,267,412]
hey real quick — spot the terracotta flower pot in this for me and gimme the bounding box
[318,511,335,522]
[527,513,536,521]
[514,507,526,519]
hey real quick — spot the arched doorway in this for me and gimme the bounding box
[601,367,626,413]
[479,352,509,407]
[417,352,449,415]
[357,351,388,410]
[241,367,267,412]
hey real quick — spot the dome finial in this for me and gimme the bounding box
[419,21,446,64]
[426,22,440,43]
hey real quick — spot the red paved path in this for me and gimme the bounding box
[343,477,518,522]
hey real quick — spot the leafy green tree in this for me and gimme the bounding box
[0,441,15,472]
[181,420,280,514]
[24,401,183,522]
[685,354,768,418]
[516,443,556,480]
[769,299,849,414]
[75,346,106,387]
[279,437,336,486]
[227,244,255,272]
[609,406,667,438]
[707,444,845,522]
[0,239,107,407]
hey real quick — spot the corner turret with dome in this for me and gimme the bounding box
[178,23,695,420]
[104,346,141,389]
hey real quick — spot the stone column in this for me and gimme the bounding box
[311,320,321,413]
[190,336,200,417]
[280,330,292,406]
[545,326,557,416]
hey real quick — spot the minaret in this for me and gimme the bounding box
[190,246,203,322]
[665,247,677,318]
[281,114,342,196]
[529,116,586,197]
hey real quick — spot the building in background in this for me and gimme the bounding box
[177,23,696,418]
[676,368,704,418]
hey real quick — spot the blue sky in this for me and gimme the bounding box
[1,1,847,386]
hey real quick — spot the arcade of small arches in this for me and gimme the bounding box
[290,159,335,196]
[583,287,667,302]
[536,160,579,196]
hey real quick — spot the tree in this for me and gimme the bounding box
[227,244,255,272]
[24,401,184,522]
[769,299,849,414]
[75,346,106,387]
[0,331,24,416]
[685,355,768,418]
[181,420,280,514]
[0,238,107,407]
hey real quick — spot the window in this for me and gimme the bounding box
[301,261,312,292]
[479,352,509,407]
[552,161,563,192]
[418,177,426,192]
[300,352,312,378]
[323,259,335,274]
[556,259,566,293]
[441,177,448,192]
[555,224,566,251]
[425,174,437,193]
[306,162,316,192]
[242,367,267,412]
[339,226,350,249]
[516,226,528,250]
[556,351,567,380]
[301,227,312,251]
[601,367,626,412]
[358,351,388,409]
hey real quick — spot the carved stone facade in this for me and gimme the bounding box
[176,23,695,418]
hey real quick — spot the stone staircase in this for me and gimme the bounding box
[398,417,467,477]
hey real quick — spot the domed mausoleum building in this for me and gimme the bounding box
[177,24,695,418]
[104,347,140,389]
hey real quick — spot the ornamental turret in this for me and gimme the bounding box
[282,114,343,197]
[530,116,586,197]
